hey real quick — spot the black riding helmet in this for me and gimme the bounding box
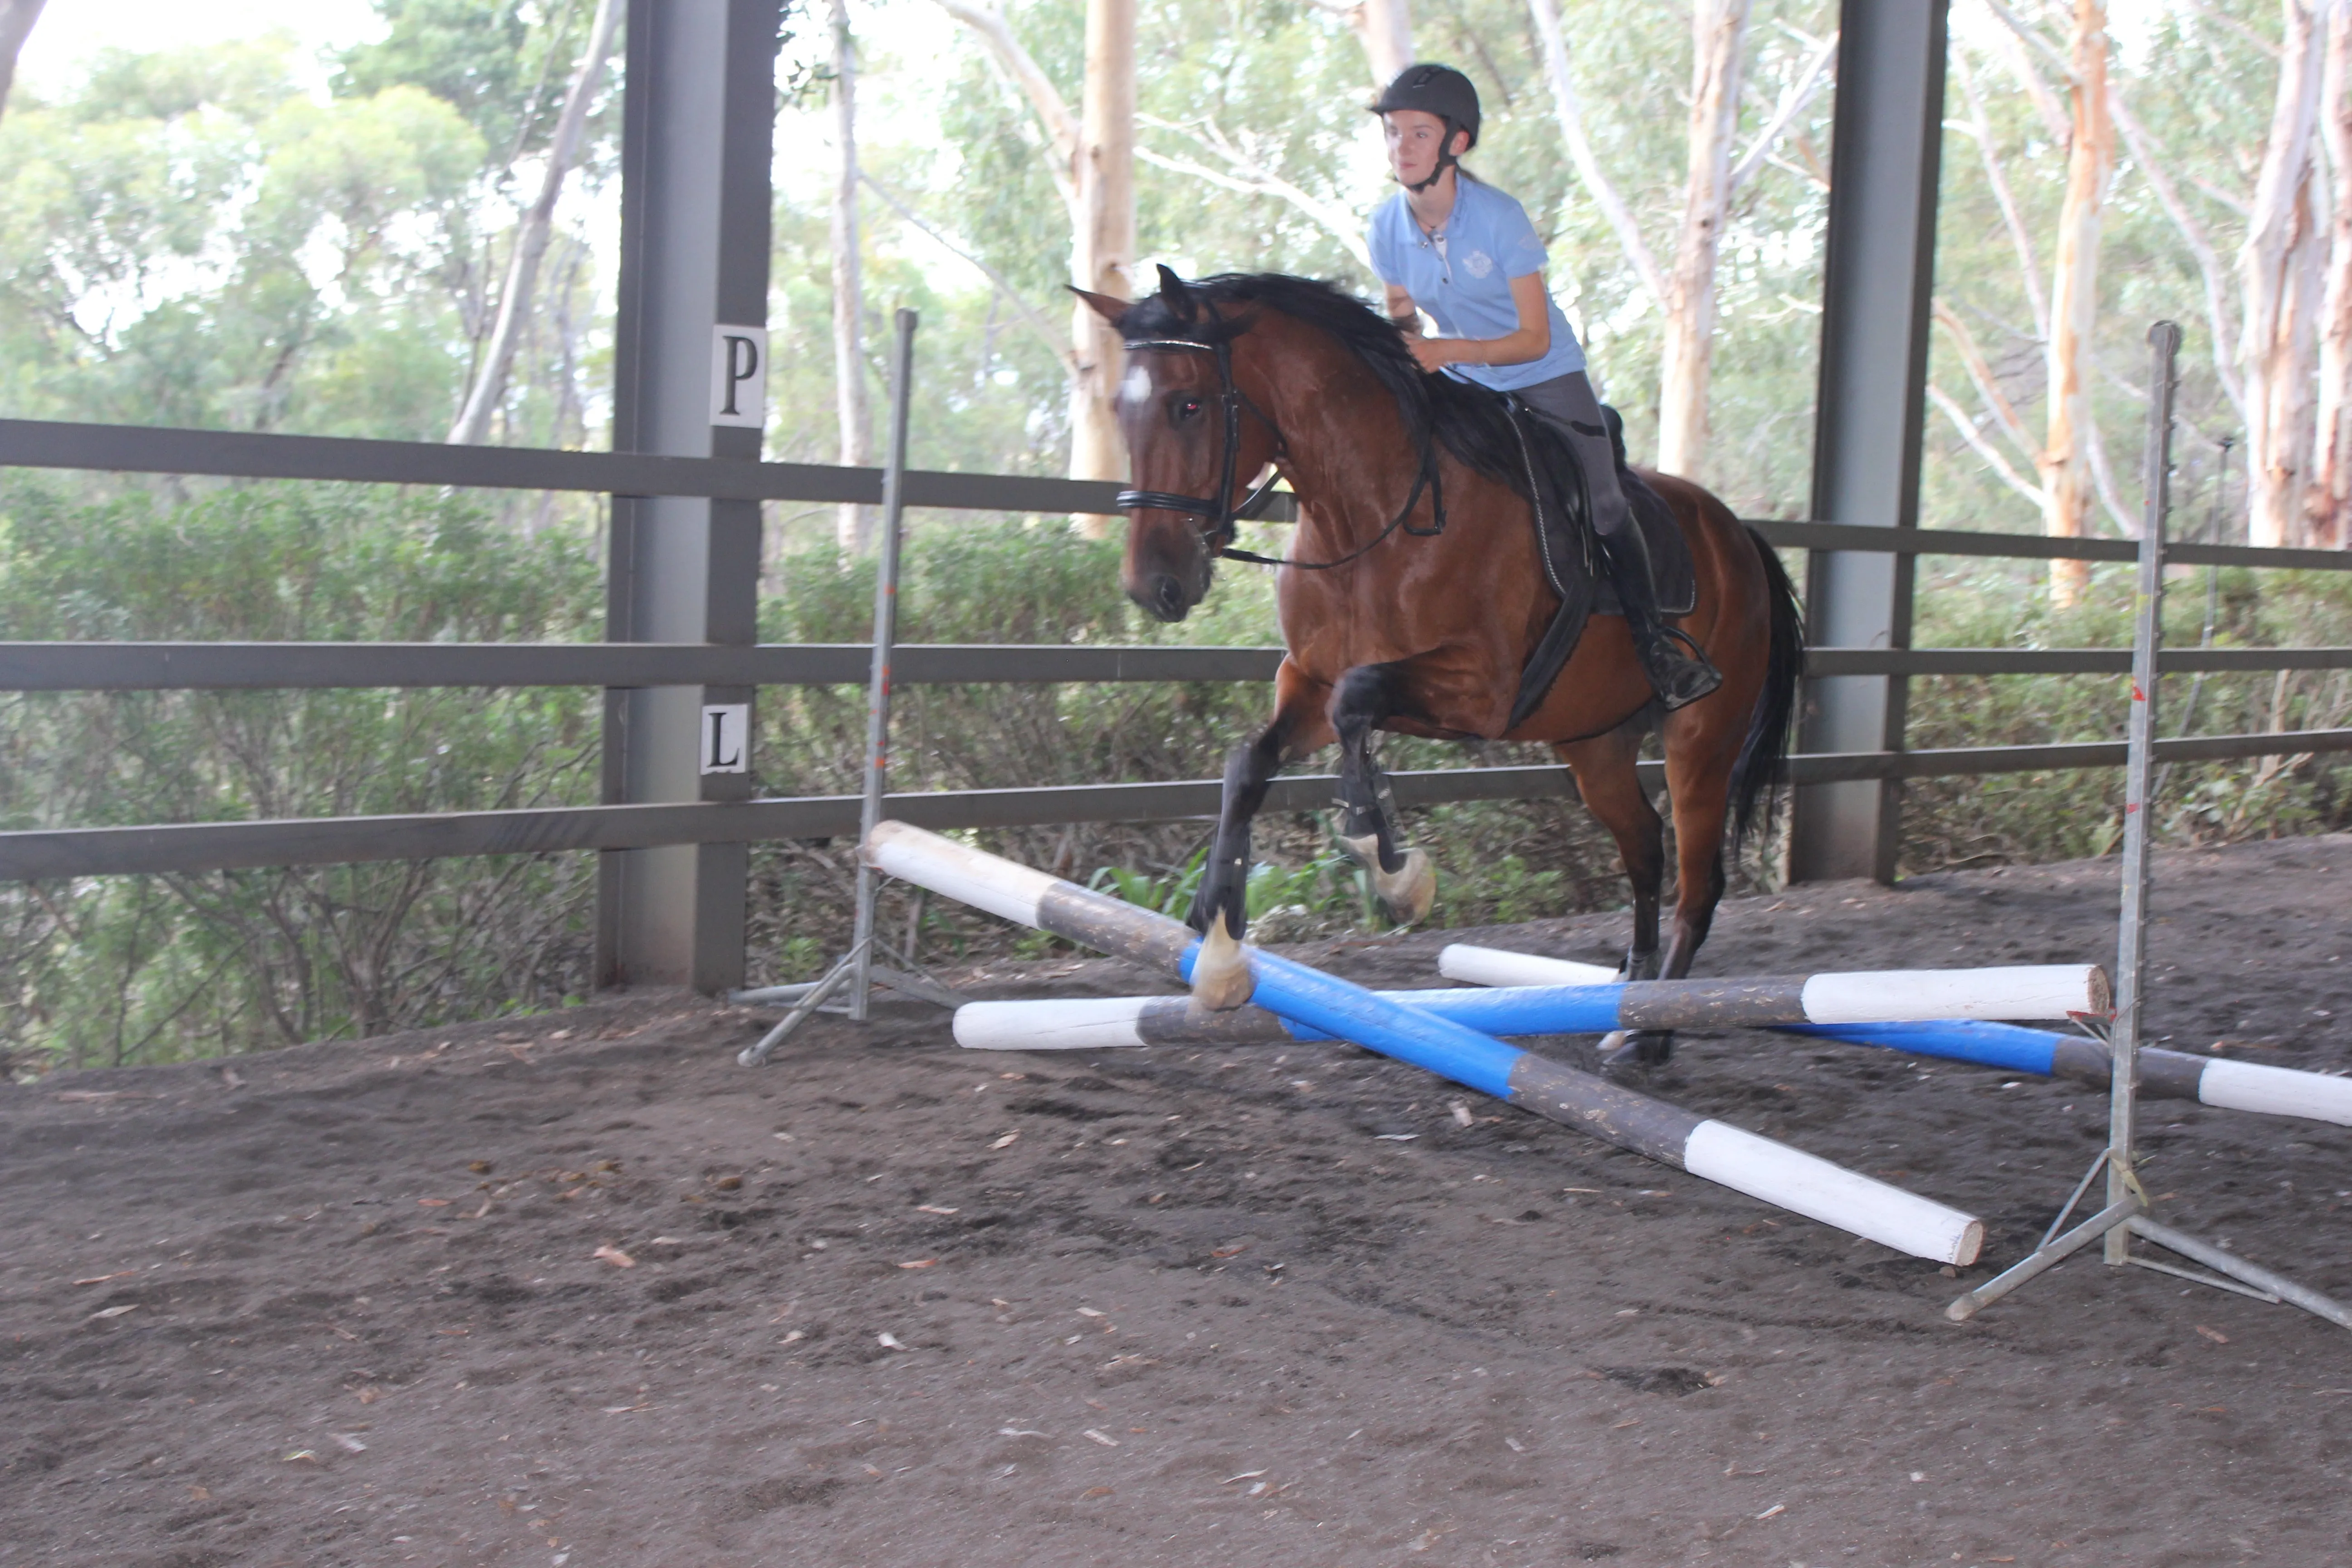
[1370,64,1480,191]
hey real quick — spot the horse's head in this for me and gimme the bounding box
[1076,266,1281,623]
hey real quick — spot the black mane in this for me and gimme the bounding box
[1116,272,1527,492]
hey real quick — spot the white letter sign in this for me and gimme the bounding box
[710,324,768,427]
[699,703,750,774]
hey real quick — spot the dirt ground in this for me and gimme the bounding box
[5,835,2352,1568]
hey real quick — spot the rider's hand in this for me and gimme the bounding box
[1407,335,1458,373]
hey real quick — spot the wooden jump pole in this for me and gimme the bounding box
[1433,944,2352,1127]
[956,962,2104,1039]
[948,995,2352,1130]
[1429,946,2107,1024]
[866,820,1984,1265]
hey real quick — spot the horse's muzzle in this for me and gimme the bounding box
[1131,571,1193,623]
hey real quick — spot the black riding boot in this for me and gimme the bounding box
[1598,518,1721,710]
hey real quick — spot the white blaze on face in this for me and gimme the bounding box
[1120,362,1152,407]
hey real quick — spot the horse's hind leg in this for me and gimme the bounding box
[1556,723,1664,981]
[1656,708,1741,983]
[1328,662,1435,924]
[1556,723,1671,1066]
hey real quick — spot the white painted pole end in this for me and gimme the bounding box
[1437,944,1620,989]
[1799,965,2107,1024]
[2198,1057,2352,1127]
[951,997,1149,1051]
[866,820,1058,929]
[1681,1121,1985,1265]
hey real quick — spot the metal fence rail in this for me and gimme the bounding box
[5,414,2352,885]
[6,641,2351,690]
[0,642,1292,691]
[8,415,2352,567]
[10,728,2350,882]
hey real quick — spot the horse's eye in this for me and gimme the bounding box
[1171,396,1203,426]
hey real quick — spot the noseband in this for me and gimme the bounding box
[1115,328,1449,571]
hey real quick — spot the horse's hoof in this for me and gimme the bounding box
[1373,847,1436,926]
[1600,1029,1674,1068]
[1187,916,1254,1013]
[1334,831,1381,872]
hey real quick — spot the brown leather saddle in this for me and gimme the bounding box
[1500,397,1695,729]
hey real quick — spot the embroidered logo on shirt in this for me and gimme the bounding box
[1463,249,1494,279]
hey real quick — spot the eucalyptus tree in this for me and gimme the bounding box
[0,0,42,122]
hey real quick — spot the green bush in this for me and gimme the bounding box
[0,479,603,1069]
[1899,556,2352,871]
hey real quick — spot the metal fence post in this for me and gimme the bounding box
[1789,0,1949,885]
[849,311,919,1021]
[597,0,781,994]
[2107,321,2180,1262]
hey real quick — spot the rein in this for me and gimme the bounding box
[1113,330,1448,571]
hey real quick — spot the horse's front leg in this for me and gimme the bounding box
[1328,661,1436,924]
[1186,663,1332,1009]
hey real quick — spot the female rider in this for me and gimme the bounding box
[1366,64,1719,710]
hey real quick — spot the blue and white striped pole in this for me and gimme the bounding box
[952,996,2352,1130]
[1435,945,2352,1125]
[867,821,1984,1265]
[1431,945,2108,1024]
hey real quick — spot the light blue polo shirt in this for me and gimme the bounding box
[1368,177,1586,389]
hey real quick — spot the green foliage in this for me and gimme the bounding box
[0,480,603,1071]
[333,0,631,178]
[0,39,499,438]
[1897,556,2352,871]
[1087,847,1358,926]
[334,0,535,153]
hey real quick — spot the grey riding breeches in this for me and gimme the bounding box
[1510,370,1632,537]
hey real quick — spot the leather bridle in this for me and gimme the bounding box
[1112,335,1287,554]
[1115,329,1448,571]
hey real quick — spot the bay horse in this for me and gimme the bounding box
[1078,268,1801,1063]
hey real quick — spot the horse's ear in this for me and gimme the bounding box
[1068,286,1129,325]
[1155,264,1195,321]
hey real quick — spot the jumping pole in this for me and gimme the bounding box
[1433,943,2352,1127]
[950,996,2352,1129]
[955,965,2102,1039]
[1945,323,2352,1331]
[867,820,1984,1265]
[1429,947,2108,1024]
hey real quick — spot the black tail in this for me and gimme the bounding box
[1729,525,1803,851]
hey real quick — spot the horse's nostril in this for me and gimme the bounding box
[1155,576,1185,615]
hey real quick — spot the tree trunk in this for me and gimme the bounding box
[447,0,621,446]
[2309,0,2352,551]
[0,0,45,124]
[1655,0,1751,480]
[1344,0,1413,87]
[2038,0,2114,604]
[2241,0,2327,550]
[1068,0,1135,539]
[829,0,876,554]
[1528,0,1665,308]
